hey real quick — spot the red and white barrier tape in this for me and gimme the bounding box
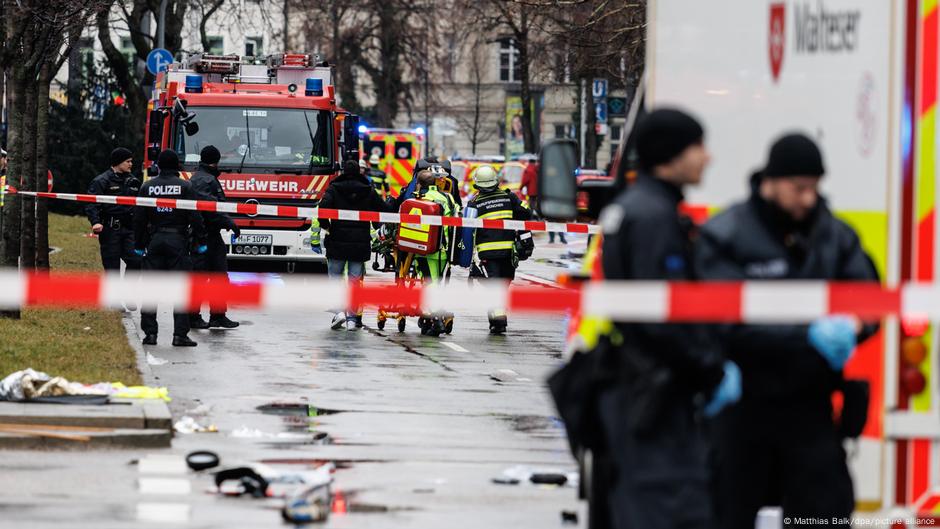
[11,190,601,234]
[2,270,933,323]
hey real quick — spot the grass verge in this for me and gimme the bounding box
[0,213,142,385]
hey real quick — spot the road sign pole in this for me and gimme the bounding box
[580,79,587,167]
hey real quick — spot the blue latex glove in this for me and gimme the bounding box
[808,315,857,370]
[133,248,146,257]
[196,244,208,255]
[704,361,742,417]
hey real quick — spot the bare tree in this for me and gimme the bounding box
[451,37,498,154]
[544,0,646,167]
[296,0,361,113]
[459,0,550,154]
[0,0,108,318]
[197,0,226,53]
[96,0,189,158]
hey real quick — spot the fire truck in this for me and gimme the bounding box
[359,128,424,198]
[144,53,360,270]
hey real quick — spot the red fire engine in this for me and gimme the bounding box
[144,53,360,271]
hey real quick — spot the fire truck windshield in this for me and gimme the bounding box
[176,107,332,171]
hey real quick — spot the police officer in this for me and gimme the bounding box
[189,145,240,330]
[465,165,533,334]
[695,133,878,529]
[134,150,207,347]
[366,154,389,198]
[597,108,740,529]
[86,148,142,271]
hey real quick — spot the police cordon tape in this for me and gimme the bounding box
[2,270,936,323]
[8,189,602,235]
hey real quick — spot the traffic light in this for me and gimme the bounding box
[900,316,929,398]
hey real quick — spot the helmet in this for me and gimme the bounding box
[359,159,368,170]
[474,165,498,189]
[369,153,381,165]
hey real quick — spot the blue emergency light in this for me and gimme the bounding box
[184,75,203,93]
[305,78,323,97]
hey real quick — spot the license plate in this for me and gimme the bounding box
[234,234,273,245]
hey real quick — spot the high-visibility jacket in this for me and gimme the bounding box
[467,188,531,260]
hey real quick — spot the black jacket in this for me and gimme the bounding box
[467,188,531,260]
[601,173,725,396]
[319,172,389,262]
[695,188,879,403]
[134,170,206,250]
[85,169,141,226]
[190,164,236,233]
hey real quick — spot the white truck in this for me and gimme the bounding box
[644,0,938,521]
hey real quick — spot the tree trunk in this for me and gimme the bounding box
[517,20,536,154]
[584,76,598,169]
[283,0,291,51]
[2,64,24,269]
[0,64,24,318]
[67,34,82,111]
[35,64,51,270]
[19,74,37,269]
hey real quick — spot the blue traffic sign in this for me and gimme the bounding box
[146,48,174,75]
[592,78,608,99]
[595,101,608,123]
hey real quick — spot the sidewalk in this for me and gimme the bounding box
[0,399,172,449]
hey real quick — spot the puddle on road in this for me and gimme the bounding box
[257,402,343,417]
[501,414,566,439]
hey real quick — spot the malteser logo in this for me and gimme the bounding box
[795,1,861,54]
[769,3,786,81]
[769,1,862,83]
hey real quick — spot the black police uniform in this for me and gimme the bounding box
[695,186,878,529]
[467,187,532,331]
[134,168,206,339]
[189,163,238,321]
[598,173,725,529]
[86,169,142,271]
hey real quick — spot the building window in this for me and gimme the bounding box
[207,36,224,55]
[499,39,521,83]
[610,124,623,158]
[119,36,135,65]
[245,36,262,57]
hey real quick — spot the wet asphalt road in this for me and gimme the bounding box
[0,235,587,529]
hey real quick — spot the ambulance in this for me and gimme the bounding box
[633,0,938,520]
[144,53,360,270]
[359,128,424,198]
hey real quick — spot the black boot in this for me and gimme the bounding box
[190,315,210,329]
[208,315,239,328]
[172,334,198,347]
[142,334,157,345]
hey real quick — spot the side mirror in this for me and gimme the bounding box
[343,114,360,162]
[538,139,578,220]
[185,121,199,136]
[146,109,166,164]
